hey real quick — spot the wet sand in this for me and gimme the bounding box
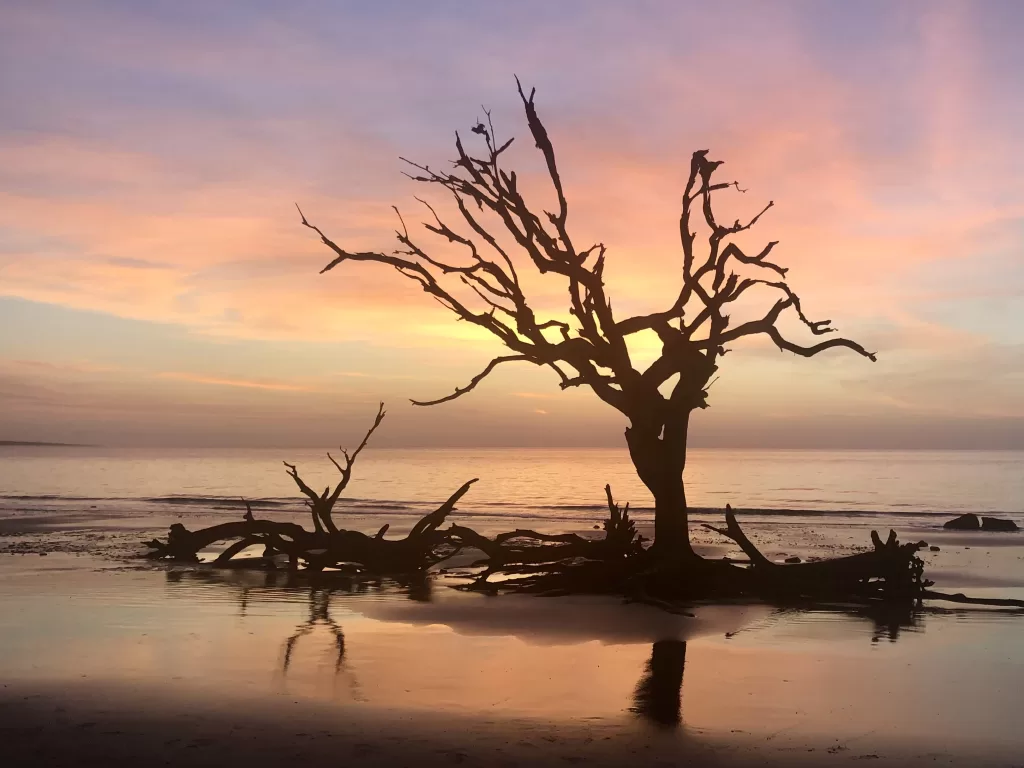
[8,676,1023,768]
[2,512,1024,766]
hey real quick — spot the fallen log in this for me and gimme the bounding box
[143,403,482,574]
[699,505,930,601]
[145,480,477,573]
[144,518,312,563]
[447,484,643,570]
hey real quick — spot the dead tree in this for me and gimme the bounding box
[305,81,874,559]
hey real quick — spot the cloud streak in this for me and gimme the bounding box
[1,1,1023,446]
[155,372,315,392]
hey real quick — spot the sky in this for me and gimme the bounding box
[2,0,1024,448]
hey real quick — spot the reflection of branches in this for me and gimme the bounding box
[723,603,924,644]
[279,586,365,701]
[282,588,347,673]
[631,640,687,729]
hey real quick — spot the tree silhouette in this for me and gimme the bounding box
[304,80,874,558]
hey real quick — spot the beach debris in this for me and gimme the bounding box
[930,546,941,552]
[142,432,1024,610]
[144,405,478,575]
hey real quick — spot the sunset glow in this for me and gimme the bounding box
[2,1,1023,447]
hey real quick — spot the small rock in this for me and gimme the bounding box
[593,525,600,530]
[784,556,801,564]
[39,552,47,557]
[943,513,980,530]
[929,545,941,552]
[981,516,1019,532]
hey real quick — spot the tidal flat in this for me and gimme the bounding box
[2,510,1023,767]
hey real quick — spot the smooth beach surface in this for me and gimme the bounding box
[2,543,1024,767]
[2,447,1024,766]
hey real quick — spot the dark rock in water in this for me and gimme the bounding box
[784,556,802,564]
[943,513,980,530]
[981,516,1019,532]
[943,514,1020,532]
[930,545,941,552]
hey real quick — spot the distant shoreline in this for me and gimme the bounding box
[0,441,96,447]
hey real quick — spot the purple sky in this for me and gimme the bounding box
[2,1,1023,447]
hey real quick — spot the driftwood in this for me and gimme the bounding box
[145,405,479,574]
[696,505,930,601]
[144,480,476,573]
[142,406,1023,611]
[444,500,1023,611]
[448,484,641,566]
[145,469,1023,611]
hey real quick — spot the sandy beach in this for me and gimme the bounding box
[6,0,1024,764]
[3,504,1023,767]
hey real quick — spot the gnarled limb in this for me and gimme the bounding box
[146,475,479,576]
[284,403,386,534]
[144,405,481,575]
[702,505,929,601]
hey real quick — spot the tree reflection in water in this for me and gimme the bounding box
[282,587,347,673]
[164,568,929,729]
[631,640,687,728]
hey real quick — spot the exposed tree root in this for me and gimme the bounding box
[449,501,1019,612]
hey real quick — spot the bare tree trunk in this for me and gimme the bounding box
[653,475,692,558]
[625,418,695,560]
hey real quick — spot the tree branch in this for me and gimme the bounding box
[411,355,536,406]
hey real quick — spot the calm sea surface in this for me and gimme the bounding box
[1,446,1022,528]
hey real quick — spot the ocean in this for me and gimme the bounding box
[2,446,1022,531]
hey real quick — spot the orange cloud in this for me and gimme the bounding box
[156,372,315,392]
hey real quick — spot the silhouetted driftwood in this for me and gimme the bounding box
[143,428,1022,609]
[457,512,932,605]
[442,496,1020,610]
[145,405,478,574]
